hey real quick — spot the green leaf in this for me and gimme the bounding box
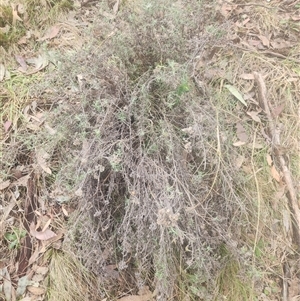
[4,233,16,241]
[225,84,247,106]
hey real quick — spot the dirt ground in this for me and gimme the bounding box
[1,0,300,300]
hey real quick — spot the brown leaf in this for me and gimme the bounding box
[0,197,16,238]
[33,266,48,275]
[15,55,27,72]
[242,164,252,174]
[13,174,30,187]
[272,103,284,117]
[233,141,246,147]
[246,111,261,123]
[26,55,48,71]
[17,35,27,45]
[36,229,57,241]
[220,3,236,18]
[27,286,45,296]
[36,148,51,174]
[274,184,285,201]
[239,73,254,80]
[11,3,23,26]
[44,123,57,135]
[41,218,52,233]
[29,222,57,241]
[271,38,291,49]
[236,122,248,142]
[271,165,281,182]
[39,25,60,41]
[4,120,12,132]
[250,142,264,149]
[113,0,120,14]
[234,154,245,169]
[258,35,270,47]
[0,180,10,190]
[40,230,64,251]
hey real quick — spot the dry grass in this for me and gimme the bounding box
[46,250,101,301]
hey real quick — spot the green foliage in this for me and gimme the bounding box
[4,228,27,249]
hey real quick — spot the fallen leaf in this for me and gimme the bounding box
[225,84,247,106]
[282,209,291,234]
[246,111,261,123]
[113,0,120,14]
[32,274,44,282]
[0,180,10,190]
[44,123,56,135]
[4,120,12,132]
[33,266,48,275]
[17,35,27,44]
[61,206,68,217]
[2,267,12,301]
[236,122,248,142]
[274,184,285,201]
[239,73,254,80]
[15,55,28,72]
[0,24,10,34]
[0,64,5,81]
[27,286,45,296]
[16,275,30,297]
[13,174,30,187]
[271,39,291,49]
[234,154,245,169]
[11,3,22,26]
[0,197,16,238]
[272,103,284,117]
[233,141,246,147]
[41,218,52,233]
[39,25,60,41]
[36,148,51,174]
[220,3,237,18]
[35,229,57,241]
[244,92,255,101]
[249,142,264,149]
[258,35,270,47]
[271,165,281,182]
[242,164,252,174]
[26,55,48,71]
[40,230,64,251]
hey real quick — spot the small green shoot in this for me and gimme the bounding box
[4,228,27,249]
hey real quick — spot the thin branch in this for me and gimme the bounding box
[254,72,300,243]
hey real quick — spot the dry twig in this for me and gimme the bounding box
[254,72,300,243]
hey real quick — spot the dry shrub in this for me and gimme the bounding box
[2,0,270,300]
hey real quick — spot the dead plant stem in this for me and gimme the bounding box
[251,128,262,266]
[254,72,300,245]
